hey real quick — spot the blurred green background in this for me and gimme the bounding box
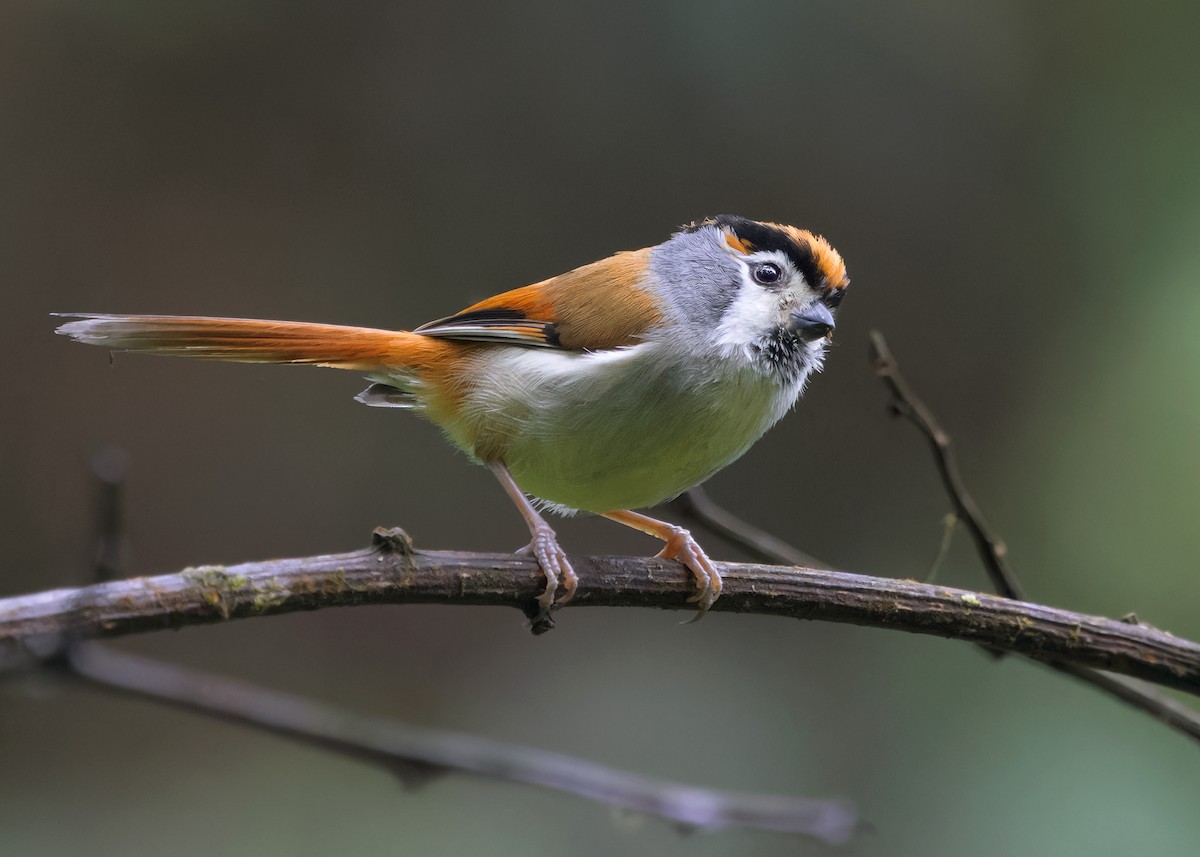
[3,1,1199,854]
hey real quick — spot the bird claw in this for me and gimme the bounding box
[517,526,578,620]
[655,526,723,622]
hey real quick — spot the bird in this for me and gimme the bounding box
[55,215,849,624]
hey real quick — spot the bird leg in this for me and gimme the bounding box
[489,463,578,619]
[602,509,723,621]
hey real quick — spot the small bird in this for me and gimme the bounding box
[56,215,849,623]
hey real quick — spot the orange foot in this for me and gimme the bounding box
[655,523,723,620]
[603,509,724,621]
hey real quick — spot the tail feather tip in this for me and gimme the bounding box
[53,315,112,343]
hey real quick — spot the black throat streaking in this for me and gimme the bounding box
[752,327,821,385]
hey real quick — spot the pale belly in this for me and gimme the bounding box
[444,345,803,513]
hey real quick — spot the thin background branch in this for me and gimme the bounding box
[668,488,830,569]
[64,643,856,841]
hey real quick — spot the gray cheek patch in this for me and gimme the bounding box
[649,231,743,329]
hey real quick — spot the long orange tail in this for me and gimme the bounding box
[54,313,409,372]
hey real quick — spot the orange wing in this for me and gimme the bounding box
[416,247,661,351]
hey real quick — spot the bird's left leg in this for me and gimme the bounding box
[489,463,578,619]
[602,509,723,620]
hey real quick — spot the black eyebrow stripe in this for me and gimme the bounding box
[711,215,824,288]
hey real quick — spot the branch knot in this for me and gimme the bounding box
[371,526,415,561]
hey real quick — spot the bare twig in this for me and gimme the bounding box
[3,532,1197,694]
[866,330,1200,743]
[1046,661,1200,741]
[867,331,1021,599]
[63,643,855,841]
[670,486,830,569]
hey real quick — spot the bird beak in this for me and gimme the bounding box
[790,302,836,342]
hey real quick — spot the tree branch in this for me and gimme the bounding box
[61,642,855,842]
[3,528,1198,695]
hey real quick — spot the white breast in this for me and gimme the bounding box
[448,341,806,514]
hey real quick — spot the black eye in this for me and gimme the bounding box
[752,262,781,285]
[823,289,845,308]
